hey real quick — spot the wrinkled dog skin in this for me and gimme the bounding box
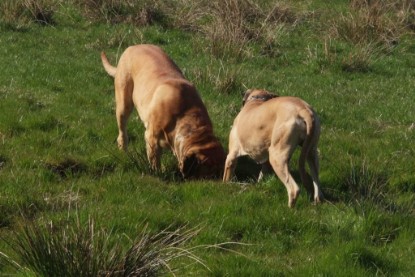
[223,89,324,207]
[101,44,225,179]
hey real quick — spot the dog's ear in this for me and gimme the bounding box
[265,92,278,100]
[241,89,252,97]
[242,89,253,106]
[258,90,278,101]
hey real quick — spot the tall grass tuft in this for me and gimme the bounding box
[322,0,413,72]
[72,0,300,59]
[112,224,205,276]
[201,0,262,58]
[73,0,165,26]
[343,160,401,214]
[159,0,207,32]
[0,0,57,28]
[104,143,182,182]
[200,0,300,59]
[1,219,205,276]
[332,0,407,48]
[341,43,378,73]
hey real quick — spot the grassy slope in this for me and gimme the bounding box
[1,1,415,276]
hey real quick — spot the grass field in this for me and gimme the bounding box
[1,0,415,276]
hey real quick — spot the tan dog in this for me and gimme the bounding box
[223,89,324,207]
[101,44,225,179]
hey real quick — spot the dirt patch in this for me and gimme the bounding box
[44,158,86,178]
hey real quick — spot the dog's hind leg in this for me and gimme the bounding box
[269,134,300,207]
[299,113,323,204]
[115,78,134,151]
[307,145,324,203]
[299,149,315,202]
[269,153,300,208]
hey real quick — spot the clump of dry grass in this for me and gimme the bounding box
[201,0,262,58]
[73,0,165,26]
[402,0,415,30]
[346,160,389,205]
[159,0,208,32]
[187,59,244,95]
[330,0,405,49]
[71,0,303,59]
[340,43,379,73]
[0,0,57,28]
[318,0,414,72]
[199,0,302,59]
[0,219,207,276]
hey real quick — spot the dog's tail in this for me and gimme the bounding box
[298,108,319,195]
[101,52,117,77]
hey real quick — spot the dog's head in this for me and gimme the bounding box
[242,89,278,106]
[180,144,226,180]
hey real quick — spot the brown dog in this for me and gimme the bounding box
[223,89,324,207]
[101,44,225,179]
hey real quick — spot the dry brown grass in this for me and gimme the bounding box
[330,0,412,49]
[68,0,303,59]
[1,219,207,276]
[317,0,415,72]
[130,0,302,59]
[0,0,57,28]
[73,0,164,26]
[200,0,302,58]
[159,0,208,32]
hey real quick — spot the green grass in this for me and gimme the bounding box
[1,0,415,275]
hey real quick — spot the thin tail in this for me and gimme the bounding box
[298,108,316,196]
[299,108,315,161]
[101,52,117,77]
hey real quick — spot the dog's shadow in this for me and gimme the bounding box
[232,158,305,186]
[234,156,262,182]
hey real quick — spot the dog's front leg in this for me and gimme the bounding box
[145,130,161,171]
[115,82,134,151]
[258,161,273,182]
[223,128,241,182]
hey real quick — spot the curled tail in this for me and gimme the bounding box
[101,52,117,77]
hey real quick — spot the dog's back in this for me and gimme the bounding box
[236,96,317,147]
[119,45,184,80]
